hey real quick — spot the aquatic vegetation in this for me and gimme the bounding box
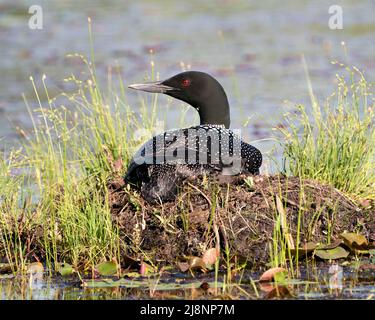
[279,61,375,201]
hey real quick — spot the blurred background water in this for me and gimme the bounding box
[0,0,374,160]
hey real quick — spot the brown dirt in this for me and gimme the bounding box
[108,174,375,268]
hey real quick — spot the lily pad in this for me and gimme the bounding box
[316,239,343,250]
[290,242,318,257]
[95,261,118,276]
[340,232,368,250]
[57,263,74,276]
[314,246,349,260]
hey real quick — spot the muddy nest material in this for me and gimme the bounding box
[109,175,374,267]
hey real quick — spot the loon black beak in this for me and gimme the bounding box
[128,81,176,93]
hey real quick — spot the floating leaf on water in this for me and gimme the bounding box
[340,232,368,250]
[95,261,118,276]
[259,267,288,282]
[316,239,343,250]
[290,242,318,257]
[57,263,74,276]
[302,242,319,250]
[314,246,349,260]
[27,262,44,274]
[202,248,220,266]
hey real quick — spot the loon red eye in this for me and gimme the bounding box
[181,79,191,87]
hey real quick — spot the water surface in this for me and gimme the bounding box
[1,263,374,300]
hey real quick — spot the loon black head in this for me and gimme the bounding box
[128,71,230,129]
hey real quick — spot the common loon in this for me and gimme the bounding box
[125,71,262,203]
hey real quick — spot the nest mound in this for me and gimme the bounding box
[109,174,374,267]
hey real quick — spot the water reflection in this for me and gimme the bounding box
[1,264,374,300]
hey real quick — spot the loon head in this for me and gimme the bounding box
[128,71,230,129]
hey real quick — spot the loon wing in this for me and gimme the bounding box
[125,126,263,186]
[125,128,208,185]
[240,141,262,174]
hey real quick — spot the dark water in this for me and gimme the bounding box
[1,0,375,158]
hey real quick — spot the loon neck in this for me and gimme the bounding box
[194,99,230,129]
